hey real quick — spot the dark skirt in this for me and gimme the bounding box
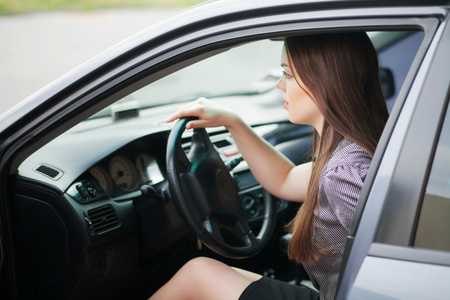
[239,276,320,300]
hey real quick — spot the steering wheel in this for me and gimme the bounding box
[166,117,276,259]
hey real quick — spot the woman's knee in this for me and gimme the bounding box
[172,257,227,295]
[180,256,225,280]
[179,257,252,299]
[149,257,230,300]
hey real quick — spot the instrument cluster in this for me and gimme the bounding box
[67,151,164,203]
[89,153,163,196]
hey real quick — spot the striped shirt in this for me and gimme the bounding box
[302,138,371,300]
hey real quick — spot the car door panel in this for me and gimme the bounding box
[349,255,450,300]
[340,12,450,300]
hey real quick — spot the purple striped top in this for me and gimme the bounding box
[302,138,371,300]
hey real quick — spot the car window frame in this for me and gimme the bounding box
[374,15,450,252]
[337,13,446,300]
[1,11,442,173]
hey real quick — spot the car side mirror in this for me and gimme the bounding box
[380,67,395,99]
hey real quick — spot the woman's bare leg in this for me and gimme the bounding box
[149,257,262,300]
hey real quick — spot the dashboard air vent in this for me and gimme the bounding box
[34,164,63,180]
[86,205,119,234]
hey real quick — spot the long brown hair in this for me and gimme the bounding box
[285,32,389,263]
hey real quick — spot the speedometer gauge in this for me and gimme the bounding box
[109,155,138,192]
[89,166,113,196]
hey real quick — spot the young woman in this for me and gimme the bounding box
[150,32,389,300]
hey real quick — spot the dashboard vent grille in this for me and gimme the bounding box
[86,205,119,233]
[34,164,63,180]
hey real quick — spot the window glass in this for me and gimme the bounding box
[89,39,284,119]
[377,31,423,112]
[414,100,450,251]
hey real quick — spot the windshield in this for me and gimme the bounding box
[90,39,284,119]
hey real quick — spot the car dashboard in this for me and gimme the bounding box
[12,96,313,299]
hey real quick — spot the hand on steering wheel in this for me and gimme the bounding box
[166,117,276,258]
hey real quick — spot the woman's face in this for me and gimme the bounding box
[276,47,324,135]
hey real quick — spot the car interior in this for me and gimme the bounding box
[7,29,424,299]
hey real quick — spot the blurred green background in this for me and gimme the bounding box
[0,0,206,15]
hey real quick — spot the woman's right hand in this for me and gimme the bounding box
[164,97,240,130]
